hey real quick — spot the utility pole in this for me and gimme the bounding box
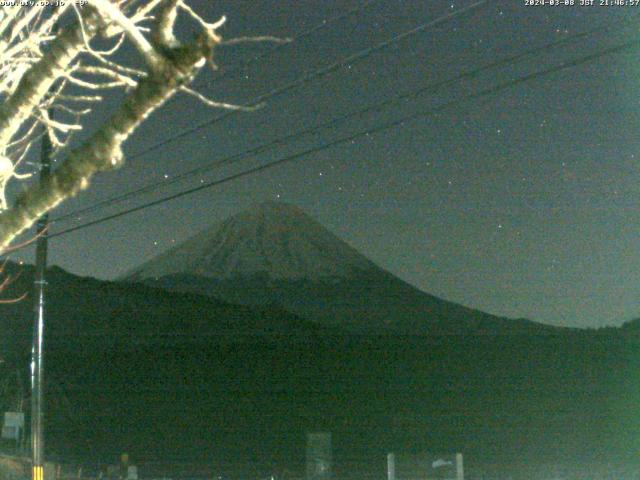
[31,109,52,480]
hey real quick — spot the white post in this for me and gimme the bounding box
[387,453,395,480]
[455,453,464,480]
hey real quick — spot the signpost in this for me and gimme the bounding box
[2,411,25,446]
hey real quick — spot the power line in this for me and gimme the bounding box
[157,0,380,112]
[48,38,640,240]
[102,1,381,151]
[122,0,489,161]
[186,0,380,91]
[52,16,630,224]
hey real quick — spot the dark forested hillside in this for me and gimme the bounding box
[0,263,638,479]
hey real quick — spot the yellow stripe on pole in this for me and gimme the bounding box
[33,465,43,480]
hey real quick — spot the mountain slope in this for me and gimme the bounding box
[126,201,378,282]
[125,201,558,334]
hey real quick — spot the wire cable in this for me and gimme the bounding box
[47,38,640,240]
[187,0,380,91]
[52,16,630,224]
[122,0,380,155]
[122,0,489,161]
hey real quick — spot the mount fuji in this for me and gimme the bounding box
[125,201,554,334]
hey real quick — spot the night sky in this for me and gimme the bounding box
[10,1,640,328]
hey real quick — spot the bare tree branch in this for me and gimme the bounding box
[0,0,244,250]
[0,9,102,149]
[0,0,229,248]
[179,86,260,111]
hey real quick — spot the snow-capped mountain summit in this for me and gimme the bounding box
[126,202,553,334]
[126,201,377,282]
